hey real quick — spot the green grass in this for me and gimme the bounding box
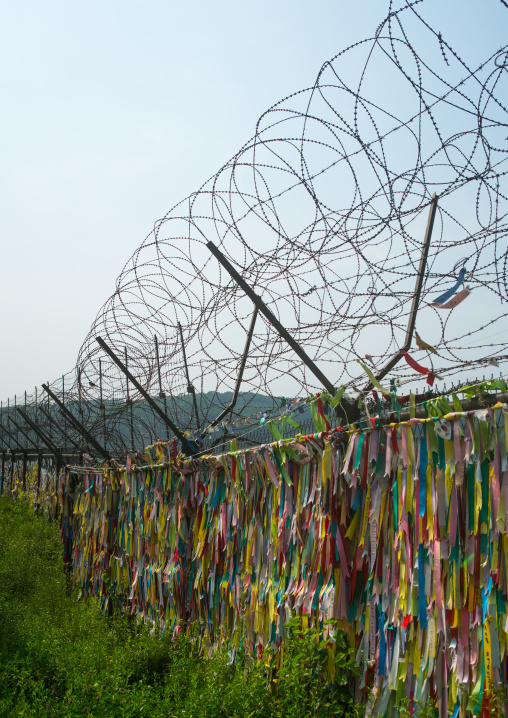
[0,498,360,718]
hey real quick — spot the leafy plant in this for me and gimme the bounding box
[395,695,437,718]
[0,497,361,718]
[273,617,363,718]
[484,685,508,718]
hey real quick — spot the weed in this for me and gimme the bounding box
[0,498,359,717]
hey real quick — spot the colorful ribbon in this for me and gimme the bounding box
[10,403,508,717]
[429,266,467,305]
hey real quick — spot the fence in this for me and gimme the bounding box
[1,5,508,712]
[3,398,508,716]
[2,0,508,466]
[3,363,506,468]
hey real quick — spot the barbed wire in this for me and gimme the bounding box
[1,0,507,457]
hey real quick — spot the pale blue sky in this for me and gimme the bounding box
[1,0,507,399]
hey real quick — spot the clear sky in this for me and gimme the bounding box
[1,0,507,400]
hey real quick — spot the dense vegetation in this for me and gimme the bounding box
[0,498,361,717]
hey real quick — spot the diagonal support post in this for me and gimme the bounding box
[96,337,195,456]
[206,241,337,396]
[0,423,12,449]
[0,419,22,450]
[205,308,258,433]
[154,336,170,442]
[38,406,82,452]
[364,193,438,390]
[42,384,111,460]
[17,409,65,465]
[178,322,200,430]
[8,415,39,450]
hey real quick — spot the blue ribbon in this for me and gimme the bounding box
[431,267,467,305]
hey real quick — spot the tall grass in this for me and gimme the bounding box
[0,498,360,718]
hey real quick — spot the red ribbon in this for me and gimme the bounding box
[402,351,436,386]
[316,393,331,431]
